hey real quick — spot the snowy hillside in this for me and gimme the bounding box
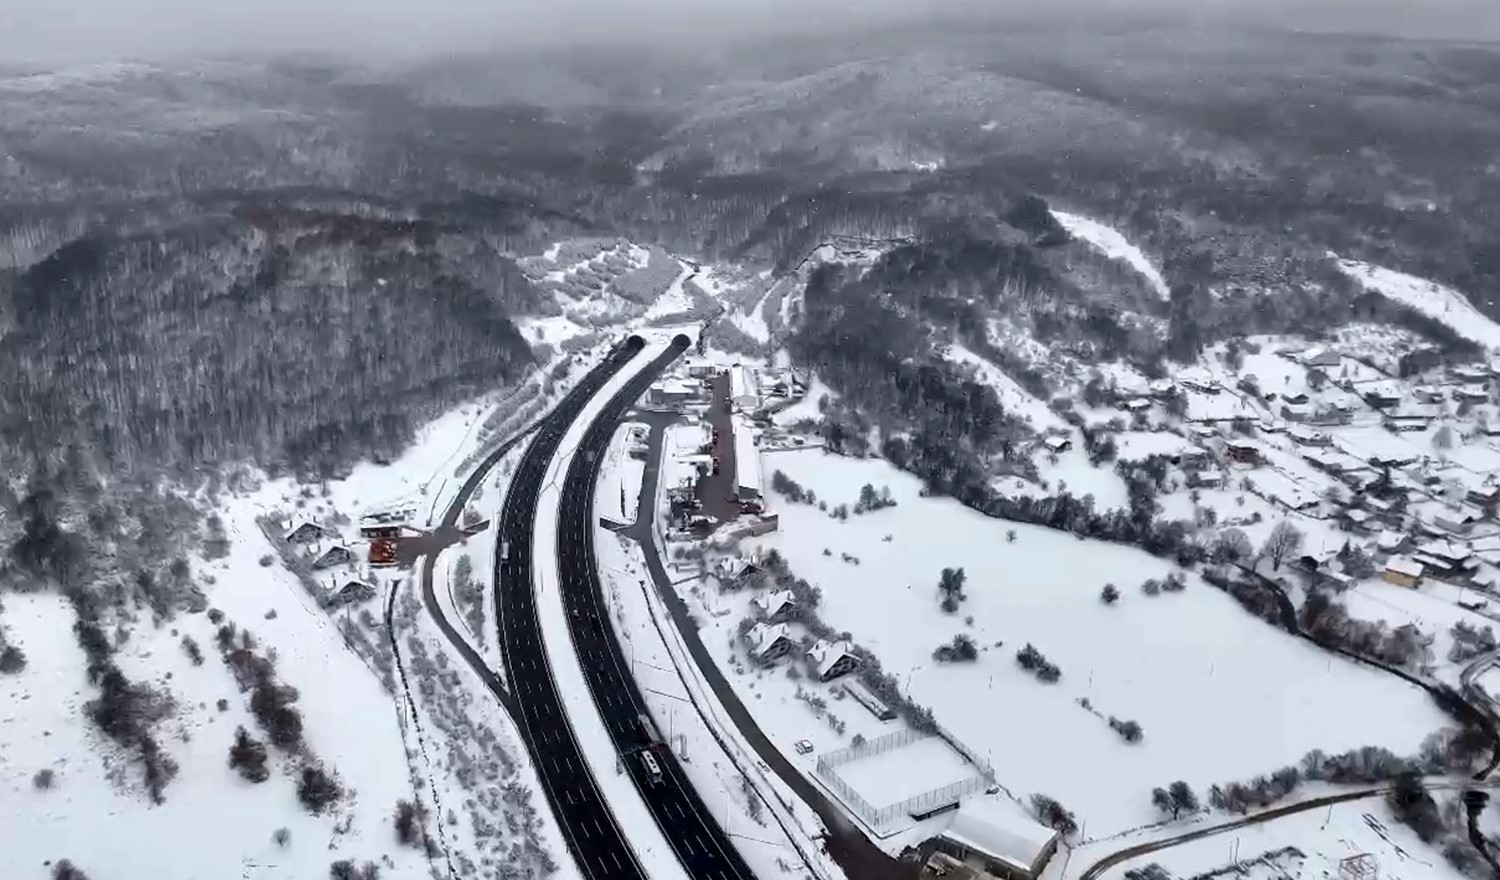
[1336,259,1500,352]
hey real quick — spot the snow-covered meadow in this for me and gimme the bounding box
[748,450,1451,838]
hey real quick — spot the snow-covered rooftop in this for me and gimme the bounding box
[1386,555,1425,578]
[748,622,791,657]
[939,797,1058,875]
[734,415,762,498]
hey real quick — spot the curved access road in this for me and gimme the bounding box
[557,334,759,880]
[494,336,655,880]
[415,424,540,719]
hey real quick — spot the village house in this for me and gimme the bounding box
[1147,378,1176,398]
[805,639,860,683]
[327,578,377,608]
[1289,426,1332,447]
[1384,556,1425,588]
[1309,406,1354,427]
[1300,347,1342,369]
[1433,506,1486,536]
[1224,440,1261,466]
[311,545,355,570]
[1455,385,1490,403]
[1282,391,1311,406]
[1362,386,1403,409]
[746,622,796,664]
[1467,483,1500,510]
[284,518,331,545]
[1413,540,1479,582]
[649,378,698,407]
[1281,402,1312,423]
[751,589,798,623]
[714,557,763,589]
[1188,468,1226,489]
[1342,508,1373,533]
[1042,435,1073,455]
[1452,364,1491,384]
[1177,368,1220,395]
[1123,398,1152,413]
[1383,409,1435,432]
[1377,529,1412,555]
[1413,386,1446,404]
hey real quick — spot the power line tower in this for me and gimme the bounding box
[1340,853,1378,880]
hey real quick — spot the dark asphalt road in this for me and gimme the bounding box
[557,335,760,880]
[495,336,652,880]
[626,421,918,880]
[416,424,540,719]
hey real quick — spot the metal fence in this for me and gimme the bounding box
[816,730,992,831]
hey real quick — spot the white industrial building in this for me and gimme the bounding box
[932,798,1060,880]
[729,364,760,411]
[734,415,762,502]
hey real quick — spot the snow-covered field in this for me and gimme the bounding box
[0,528,431,879]
[1051,211,1170,299]
[751,450,1450,838]
[1337,259,1500,352]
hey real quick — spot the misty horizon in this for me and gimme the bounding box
[0,0,1496,67]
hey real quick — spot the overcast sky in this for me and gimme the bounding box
[0,0,1494,64]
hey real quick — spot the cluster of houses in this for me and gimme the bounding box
[1084,342,1500,595]
[280,517,382,608]
[280,500,458,608]
[719,557,864,688]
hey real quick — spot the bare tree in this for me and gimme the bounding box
[1260,520,1305,571]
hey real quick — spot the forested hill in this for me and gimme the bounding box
[0,208,539,479]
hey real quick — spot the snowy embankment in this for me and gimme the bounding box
[531,340,693,880]
[1051,210,1170,299]
[415,546,574,879]
[593,424,841,880]
[753,450,1449,839]
[1335,259,1500,352]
